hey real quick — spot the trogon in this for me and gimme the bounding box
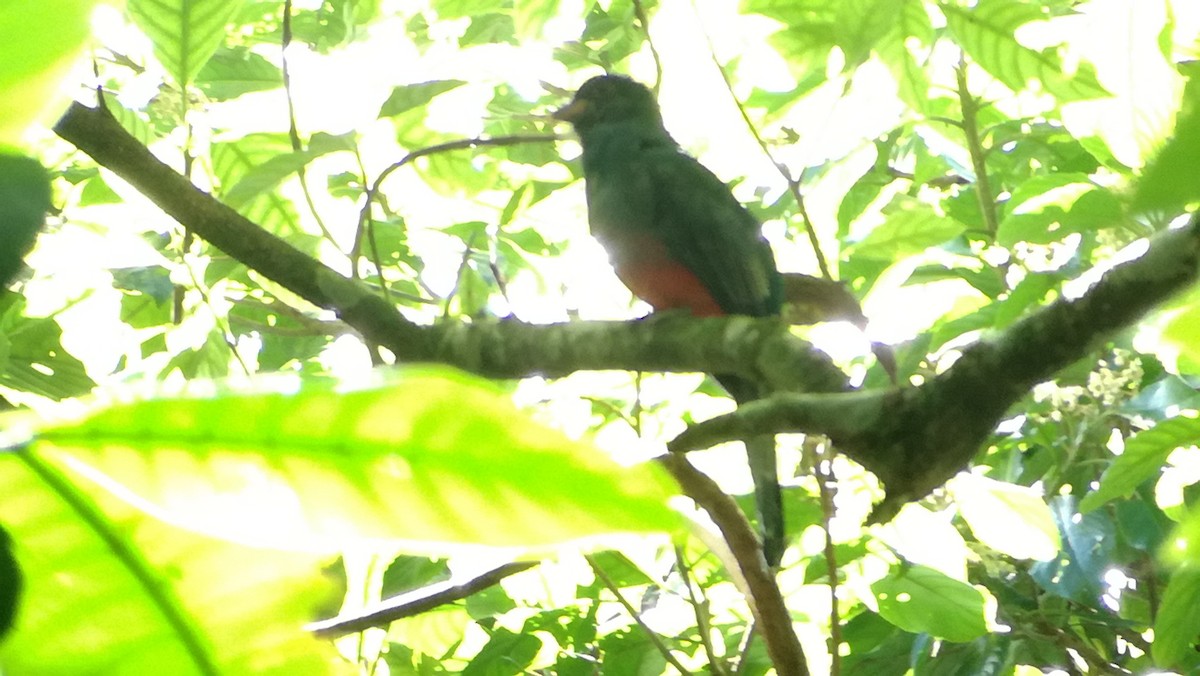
[554,74,787,566]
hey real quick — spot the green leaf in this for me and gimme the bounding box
[941,0,1109,101]
[1152,566,1200,668]
[950,475,1059,561]
[0,155,50,287]
[127,0,247,87]
[513,0,558,39]
[833,0,902,68]
[0,294,95,400]
[848,200,966,261]
[0,452,341,674]
[1133,91,1200,214]
[195,46,283,99]
[378,80,468,119]
[221,133,353,209]
[0,0,96,145]
[872,564,988,642]
[211,133,303,237]
[463,627,540,675]
[1030,496,1114,603]
[31,368,681,551]
[1080,415,1200,512]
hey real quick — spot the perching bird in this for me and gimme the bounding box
[553,74,787,566]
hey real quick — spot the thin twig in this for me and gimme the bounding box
[693,6,832,281]
[632,0,664,94]
[955,56,1000,237]
[675,545,727,676]
[281,0,339,249]
[355,134,559,260]
[307,561,538,637]
[586,554,693,675]
[813,440,842,676]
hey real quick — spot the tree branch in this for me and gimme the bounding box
[671,218,1200,519]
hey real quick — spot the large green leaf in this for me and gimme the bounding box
[1080,415,1200,512]
[30,367,681,551]
[872,564,988,642]
[847,199,966,261]
[0,0,96,146]
[941,0,1108,102]
[0,453,342,675]
[127,0,248,87]
[1133,88,1200,215]
[950,475,1059,561]
[1152,566,1200,668]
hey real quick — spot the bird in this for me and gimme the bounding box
[553,74,787,567]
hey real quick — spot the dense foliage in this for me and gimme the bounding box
[2,0,1200,674]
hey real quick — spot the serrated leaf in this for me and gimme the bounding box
[951,474,1059,561]
[1080,415,1200,512]
[0,294,95,400]
[941,0,1109,101]
[379,80,467,119]
[127,0,247,87]
[31,368,681,552]
[872,564,988,642]
[196,46,283,99]
[849,201,966,260]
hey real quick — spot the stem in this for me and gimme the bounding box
[955,58,1000,237]
[586,555,693,675]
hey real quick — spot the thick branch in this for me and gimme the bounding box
[53,101,846,394]
[672,218,1200,519]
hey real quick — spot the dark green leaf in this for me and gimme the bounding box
[378,80,467,119]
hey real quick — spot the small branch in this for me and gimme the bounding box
[696,13,832,281]
[632,0,664,94]
[814,440,842,676]
[587,555,693,675]
[674,545,727,676]
[658,455,809,676]
[306,561,538,637]
[955,58,1000,237]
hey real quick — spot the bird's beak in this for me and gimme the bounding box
[551,99,587,122]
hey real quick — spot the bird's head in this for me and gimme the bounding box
[552,75,663,134]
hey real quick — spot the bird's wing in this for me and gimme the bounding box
[641,145,781,318]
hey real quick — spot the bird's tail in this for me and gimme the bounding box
[716,373,785,568]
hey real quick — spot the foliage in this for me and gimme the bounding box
[2,0,1200,674]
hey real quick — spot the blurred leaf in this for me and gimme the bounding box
[0,523,19,641]
[1133,88,1200,214]
[31,368,682,551]
[872,564,988,642]
[211,134,304,237]
[951,475,1059,561]
[0,452,342,674]
[0,155,50,287]
[127,0,247,87]
[941,0,1108,101]
[0,0,95,145]
[1152,566,1200,668]
[1080,416,1200,512]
